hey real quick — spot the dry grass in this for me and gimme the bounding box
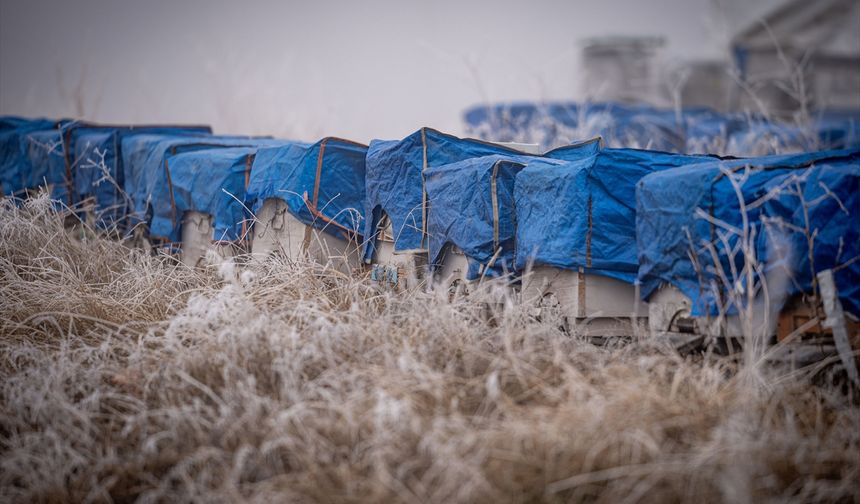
[1,195,858,503]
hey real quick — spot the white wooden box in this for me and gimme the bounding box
[252,198,361,273]
[521,265,648,336]
[432,247,517,302]
[647,284,744,338]
[370,239,427,290]
[180,211,237,268]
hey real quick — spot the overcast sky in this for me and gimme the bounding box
[0,0,781,142]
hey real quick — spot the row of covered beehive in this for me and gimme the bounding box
[2,116,858,339]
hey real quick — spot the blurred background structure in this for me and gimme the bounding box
[730,0,860,114]
[581,0,860,114]
[581,36,668,106]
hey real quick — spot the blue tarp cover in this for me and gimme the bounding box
[425,155,530,280]
[516,148,717,282]
[725,115,860,157]
[759,164,860,316]
[637,147,860,316]
[121,134,279,232]
[464,102,705,152]
[68,125,211,228]
[245,137,367,241]
[362,131,424,260]
[1,116,57,131]
[151,147,260,242]
[24,128,69,203]
[464,102,860,155]
[0,117,63,198]
[361,127,600,262]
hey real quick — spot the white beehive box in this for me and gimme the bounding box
[432,246,517,302]
[521,266,648,336]
[425,139,538,295]
[434,247,469,282]
[370,139,538,291]
[252,198,304,260]
[433,246,471,297]
[180,211,237,268]
[251,198,361,273]
[647,284,744,338]
[371,238,427,290]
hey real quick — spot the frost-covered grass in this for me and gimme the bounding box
[1,196,859,503]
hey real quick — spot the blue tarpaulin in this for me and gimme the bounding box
[636,147,860,316]
[23,128,70,203]
[121,134,279,233]
[1,116,57,131]
[464,102,695,152]
[151,147,260,242]
[361,127,600,262]
[245,137,367,241]
[425,155,531,280]
[464,102,860,156]
[361,132,424,260]
[0,117,63,198]
[684,113,747,154]
[759,164,860,316]
[516,147,717,282]
[122,133,207,226]
[67,124,211,229]
[726,114,860,157]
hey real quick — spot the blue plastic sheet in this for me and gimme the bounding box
[121,134,276,233]
[0,117,63,198]
[636,147,860,316]
[516,148,716,282]
[362,130,427,260]
[361,127,600,262]
[464,102,691,152]
[23,128,70,203]
[0,116,57,131]
[759,164,860,316]
[425,155,533,280]
[245,137,367,241]
[151,147,260,242]
[463,102,860,155]
[727,113,860,157]
[67,124,211,229]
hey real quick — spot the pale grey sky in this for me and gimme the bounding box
[0,0,779,142]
